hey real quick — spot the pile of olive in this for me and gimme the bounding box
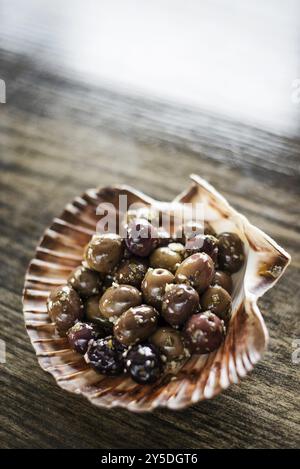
[47,215,245,385]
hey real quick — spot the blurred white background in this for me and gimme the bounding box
[1,0,299,134]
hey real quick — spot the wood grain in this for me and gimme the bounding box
[0,50,299,448]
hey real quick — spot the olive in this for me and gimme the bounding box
[114,257,148,288]
[67,322,100,354]
[149,244,183,273]
[47,285,84,336]
[150,327,185,361]
[161,284,199,327]
[126,343,162,384]
[84,233,123,273]
[185,234,219,263]
[175,252,215,293]
[86,336,126,375]
[200,285,232,321]
[84,294,113,334]
[125,218,158,257]
[114,305,159,346]
[68,265,102,297]
[218,232,245,273]
[184,312,225,354]
[212,270,233,294]
[141,268,175,309]
[99,285,142,322]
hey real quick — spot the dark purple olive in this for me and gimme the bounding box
[161,284,199,327]
[86,336,126,375]
[125,343,162,384]
[67,322,100,354]
[184,312,225,354]
[125,218,158,257]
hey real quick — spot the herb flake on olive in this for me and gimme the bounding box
[114,257,148,288]
[175,252,215,293]
[141,268,175,309]
[150,327,185,361]
[68,265,102,297]
[86,336,126,375]
[200,285,232,321]
[149,244,184,273]
[114,304,159,346]
[126,343,162,384]
[99,284,142,322]
[218,232,245,273]
[184,312,225,354]
[84,233,123,274]
[47,285,84,336]
[161,283,199,327]
[67,321,100,354]
[125,218,158,257]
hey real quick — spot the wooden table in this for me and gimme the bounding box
[0,49,300,449]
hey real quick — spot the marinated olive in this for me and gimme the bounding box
[218,232,245,273]
[175,252,215,293]
[84,233,123,273]
[68,265,102,297]
[125,218,158,257]
[141,268,175,309]
[184,312,225,354]
[149,244,183,273]
[86,336,126,375]
[212,270,233,294]
[47,285,84,336]
[200,285,232,321]
[115,257,148,288]
[185,234,219,262]
[161,283,199,327]
[114,305,159,346]
[150,327,185,361]
[67,321,100,354]
[84,294,113,334]
[99,285,142,322]
[125,343,162,384]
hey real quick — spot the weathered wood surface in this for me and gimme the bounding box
[0,51,299,448]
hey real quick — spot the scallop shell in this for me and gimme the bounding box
[23,175,290,411]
